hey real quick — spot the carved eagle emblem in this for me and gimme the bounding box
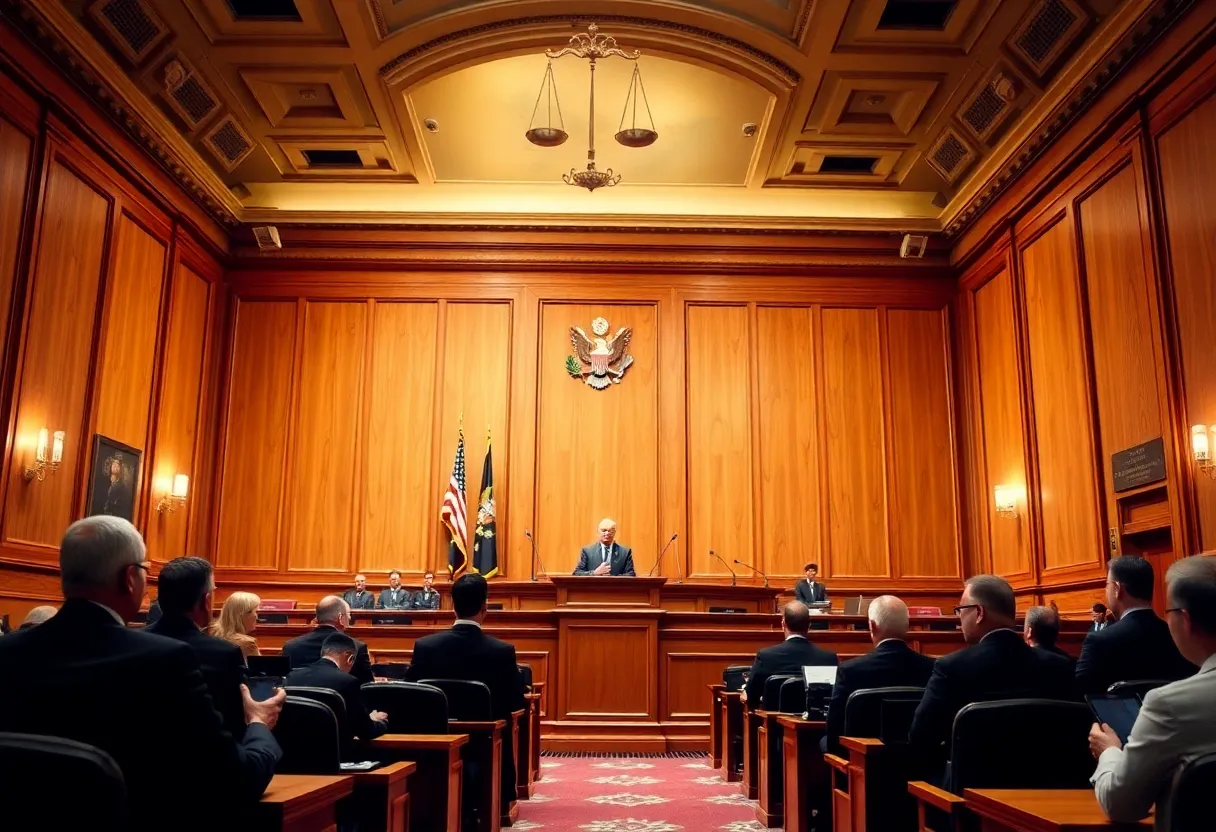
[566,317,634,389]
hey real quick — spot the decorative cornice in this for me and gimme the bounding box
[943,0,1196,238]
[379,14,801,87]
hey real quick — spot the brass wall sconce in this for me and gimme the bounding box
[156,474,189,513]
[993,484,1019,519]
[1191,424,1216,480]
[24,428,64,481]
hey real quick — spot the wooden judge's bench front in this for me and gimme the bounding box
[246,577,1089,752]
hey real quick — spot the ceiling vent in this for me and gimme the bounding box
[926,128,976,185]
[203,116,255,171]
[959,71,1020,143]
[88,0,170,64]
[1009,0,1088,79]
[160,58,220,129]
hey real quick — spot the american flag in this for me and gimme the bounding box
[441,429,469,577]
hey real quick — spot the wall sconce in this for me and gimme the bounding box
[993,484,1019,518]
[1192,424,1216,480]
[156,474,189,513]
[23,428,64,482]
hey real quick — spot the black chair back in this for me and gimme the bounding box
[805,682,833,718]
[420,678,493,720]
[285,686,347,730]
[370,662,409,680]
[843,686,926,744]
[762,674,799,710]
[362,682,449,733]
[1171,751,1216,832]
[0,733,126,828]
[274,697,341,774]
[778,677,805,713]
[248,655,291,676]
[948,700,1092,794]
[1107,679,1170,698]
[723,665,749,692]
[518,663,534,691]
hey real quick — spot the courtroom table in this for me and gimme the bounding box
[372,733,468,831]
[778,716,828,832]
[251,774,354,832]
[963,789,1152,831]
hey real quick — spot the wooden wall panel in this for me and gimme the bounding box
[1157,90,1216,552]
[755,307,819,577]
[3,160,109,550]
[285,302,367,573]
[362,302,439,574]
[93,213,166,450]
[821,307,887,578]
[972,270,1033,578]
[0,117,30,372]
[536,303,659,573]
[686,305,753,577]
[1021,219,1103,571]
[887,308,960,577]
[146,265,210,563]
[437,302,511,574]
[215,301,298,570]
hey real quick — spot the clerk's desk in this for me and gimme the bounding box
[232,577,1089,752]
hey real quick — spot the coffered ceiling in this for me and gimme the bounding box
[25,0,1165,231]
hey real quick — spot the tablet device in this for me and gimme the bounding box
[248,675,283,703]
[1086,693,1142,745]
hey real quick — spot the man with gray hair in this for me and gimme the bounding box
[0,516,284,831]
[281,594,374,684]
[823,595,936,754]
[1024,604,1073,662]
[909,575,1074,776]
[18,605,57,629]
[1090,555,1216,830]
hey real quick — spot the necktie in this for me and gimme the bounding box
[602,545,609,567]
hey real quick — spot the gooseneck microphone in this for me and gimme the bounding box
[525,529,548,581]
[711,549,736,586]
[734,559,770,588]
[648,533,679,577]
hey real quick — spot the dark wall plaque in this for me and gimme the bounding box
[1112,437,1167,493]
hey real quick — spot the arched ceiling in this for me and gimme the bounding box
[32,0,1155,231]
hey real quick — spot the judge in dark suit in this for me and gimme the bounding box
[285,632,389,746]
[794,562,829,605]
[824,595,935,753]
[281,596,374,684]
[0,516,283,832]
[1024,604,1074,664]
[909,575,1075,775]
[342,574,376,610]
[146,556,248,740]
[411,571,440,610]
[379,570,411,609]
[743,601,838,706]
[573,518,636,576]
[1076,556,1196,694]
[405,573,526,812]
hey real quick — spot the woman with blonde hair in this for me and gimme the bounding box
[211,591,261,660]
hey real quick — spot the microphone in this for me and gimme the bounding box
[525,530,547,581]
[647,533,679,577]
[734,559,769,588]
[711,549,736,586]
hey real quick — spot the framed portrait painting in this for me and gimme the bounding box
[86,435,142,522]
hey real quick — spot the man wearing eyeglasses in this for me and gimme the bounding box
[908,575,1075,777]
[281,596,374,685]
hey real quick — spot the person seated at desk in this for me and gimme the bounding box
[286,632,389,746]
[342,573,376,610]
[1091,602,1110,632]
[824,595,935,754]
[1024,604,1073,664]
[282,596,374,684]
[212,591,261,661]
[573,517,636,576]
[794,562,828,605]
[378,570,411,609]
[1089,555,1216,831]
[411,571,440,610]
[742,601,837,706]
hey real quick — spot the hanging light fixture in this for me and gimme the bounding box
[524,22,658,192]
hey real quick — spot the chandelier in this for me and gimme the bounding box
[525,23,658,192]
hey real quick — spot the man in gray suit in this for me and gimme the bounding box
[573,518,636,576]
[1090,555,1216,830]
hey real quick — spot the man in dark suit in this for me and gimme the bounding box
[909,575,1074,775]
[282,596,374,684]
[379,570,411,609]
[794,562,829,605]
[1091,603,1109,632]
[342,574,376,610]
[286,632,389,746]
[742,601,838,706]
[824,595,935,753]
[1024,604,1073,663]
[411,571,440,610]
[405,573,526,813]
[573,518,636,576]
[147,556,247,739]
[0,516,283,832]
[1076,555,1196,694]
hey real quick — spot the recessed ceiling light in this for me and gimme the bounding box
[742,122,757,138]
[865,94,886,106]
[424,118,439,133]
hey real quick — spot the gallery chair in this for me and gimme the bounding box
[274,697,342,774]
[0,733,126,829]
[1106,679,1170,698]
[419,679,493,721]
[363,681,450,734]
[1170,750,1216,832]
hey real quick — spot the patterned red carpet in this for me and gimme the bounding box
[512,754,771,832]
